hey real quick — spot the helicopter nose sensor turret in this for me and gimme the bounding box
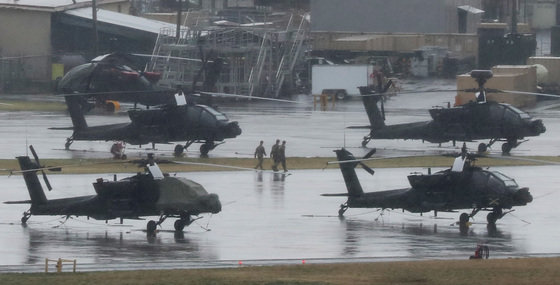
[513,187,533,205]
[224,121,242,137]
[530,119,546,135]
[200,193,222,214]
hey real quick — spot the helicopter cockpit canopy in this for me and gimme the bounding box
[503,104,531,119]
[489,170,518,188]
[198,105,228,121]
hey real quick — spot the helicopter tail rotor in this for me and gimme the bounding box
[29,145,53,191]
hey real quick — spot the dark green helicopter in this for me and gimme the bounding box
[322,148,533,226]
[352,70,546,154]
[55,52,241,156]
[4,146,222,234]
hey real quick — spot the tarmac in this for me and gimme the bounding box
[1,78,560,272]
[0,166,559,272]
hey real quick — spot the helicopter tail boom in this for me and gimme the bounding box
[357,87,385,130]
[334,148,365,197]
[64,95,88,131]
[16,156,48,206]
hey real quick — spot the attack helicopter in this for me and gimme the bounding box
[322,147,533,226]
[352,70,546,154]
[4,146,222,234]
[55,52,242,156]
[55,52,178,109]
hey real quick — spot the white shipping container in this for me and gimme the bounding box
[311,64,374,99]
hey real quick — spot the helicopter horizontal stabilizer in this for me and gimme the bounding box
[3,200,32,204]
[321,193,349,197]
[49,127,74,130]
[347,125,372,129]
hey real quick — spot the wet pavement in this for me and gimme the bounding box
[1,78,560,160]
[1,78,560,272]
[0,165,559,272]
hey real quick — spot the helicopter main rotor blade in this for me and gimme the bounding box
[131,53,205,63]
[170,160,284,174]
[499,89,560,99]
[199,92,302,104]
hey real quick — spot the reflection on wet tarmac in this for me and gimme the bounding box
[0,166,558,271]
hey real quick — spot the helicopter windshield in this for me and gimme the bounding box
[504,104,531,119]
[199,105,228,121]
[490,170,518,187]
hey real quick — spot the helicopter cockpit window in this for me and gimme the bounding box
[487,173,504,191]
[505,104,531,119]
[199,105,228,121]
[490,171,518,187]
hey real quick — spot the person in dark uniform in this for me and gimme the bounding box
[254,140,267,169]
[278,140,287,172]
[270,139,280,171]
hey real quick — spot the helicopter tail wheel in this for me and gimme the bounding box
[21,211,31,224]
[174,144,184,157]
[338,204,348,217]
[459,213,470,225]
[147,220,157,233]
[64,138,74,150]
[362,136,371,147]
[477,143,487,153]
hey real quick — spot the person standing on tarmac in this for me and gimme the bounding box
[278,140,288,172]
[254,140,267,170]
[270,139,280,171]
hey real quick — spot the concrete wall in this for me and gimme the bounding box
[310,0,482,34]
[99,1,132,14]
[312,32,478,59]
[0,9,51,81]
[526,1,556,29]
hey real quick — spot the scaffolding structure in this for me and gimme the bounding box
[147,13,309,97]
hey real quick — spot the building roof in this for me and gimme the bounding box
[0,0,125,12]
[64,7,178,35]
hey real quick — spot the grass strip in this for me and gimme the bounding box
[0,155,559,175]
[0,257,559,285]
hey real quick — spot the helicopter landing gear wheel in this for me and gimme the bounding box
[174,219,185,232]
[174,144,184,157]
[147,220,157,233]
[477,143,487,153]
[501,143,512,155]
[200,142,215,156]
[459,213,469,225]
[487,208,503,224]
[487,212,498,224]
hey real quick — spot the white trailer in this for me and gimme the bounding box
[311,64,374,100]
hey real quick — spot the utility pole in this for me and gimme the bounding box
[176,0,182,43]
[511,0,518,34]
[92,0,99,55]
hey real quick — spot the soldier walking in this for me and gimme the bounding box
[254,140,267,170]
[278,140,288,172]
[270,139,280,171]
